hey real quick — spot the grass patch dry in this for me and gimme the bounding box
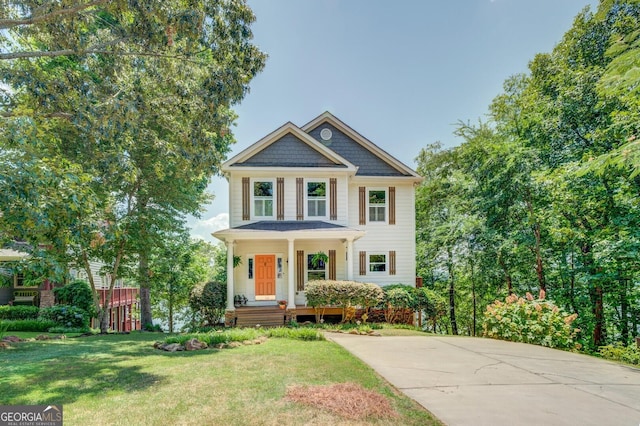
[0,332,440,426]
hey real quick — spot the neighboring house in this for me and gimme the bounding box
[213,112,422,324]
[0,248,140,332]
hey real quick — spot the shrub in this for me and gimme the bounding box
[54,280,96,317]
[189,281,226,327]
[599,344,640,366]
[266,327,325,341]
[0,305,40,320]
[39,305,89,329]
[381,285,415,324]
[2,319,57,332]
[48,326,90,334]
[482,290,579,350]
[414,287,447,332]
[305,280,384,323]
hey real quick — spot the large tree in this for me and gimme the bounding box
[0,0,266,331]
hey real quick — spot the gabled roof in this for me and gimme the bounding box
[222,122,357,172]
[302,112,421,178]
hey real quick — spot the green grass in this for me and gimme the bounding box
[0,332,440,425]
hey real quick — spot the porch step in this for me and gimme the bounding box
[234,306,287,328]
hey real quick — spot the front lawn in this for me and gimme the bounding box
[0,332,440,425]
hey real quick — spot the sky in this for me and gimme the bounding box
[188,0,599,243]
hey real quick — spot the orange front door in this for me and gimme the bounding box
[255,254,276,299]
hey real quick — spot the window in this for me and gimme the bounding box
[307,181,327,217]
[369,254,387,273]
[248,258,254,279]
[253,181,274,217]
[368,189,386,222]
[307,254,326,281]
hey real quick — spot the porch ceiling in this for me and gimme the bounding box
[213,221,365,242]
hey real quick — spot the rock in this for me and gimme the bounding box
[348,329,359,335]
[370,332,382,337]
[153,341,162,349]
[185,338,208,351]
[0,342,10,349]
[215,343,226,349]
[35,334,50,341]
[2,335,22,343]
[52,335,66,340]
[163,343,184,352]
[227,341,242,348]
[242,340,253,345]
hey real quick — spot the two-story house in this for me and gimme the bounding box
[213,112,422,325]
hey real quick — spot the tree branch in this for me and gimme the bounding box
[0,0,109,30]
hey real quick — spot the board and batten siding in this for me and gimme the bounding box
[348,181,417,287]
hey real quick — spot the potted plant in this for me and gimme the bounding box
[278,300,287,310]
[234,295,242,308]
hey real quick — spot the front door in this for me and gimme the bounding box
[255,254,276,300]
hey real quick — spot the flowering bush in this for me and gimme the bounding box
[39,305,89,329]
[482,290,580,350]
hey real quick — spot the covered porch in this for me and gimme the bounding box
[213,221,364,326]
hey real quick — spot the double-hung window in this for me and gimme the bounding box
[307,181,327,217]
[368,189,386,222]
[369,253,387,273]
[307,254,326,281]
[253,180,274,217]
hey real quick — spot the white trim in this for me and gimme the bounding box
[368,252,388,275]
[214,227,365,243]
[251,178,276,219]
[367,187,387,224]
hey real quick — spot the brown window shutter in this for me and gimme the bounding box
[359,251,366,275]
[296,178,304,220]
[296,250,305,291]
[242,177,250,220]
[328,249,336,280]
[389,250,396,275]
[277,177,284,220]
[389,186,396,225]
[330,178,337,220]
[359,186,366,225]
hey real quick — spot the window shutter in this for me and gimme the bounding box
[296,178,304,220]
[389,250,396,275]
[389,186,396,225]
[359,251,366,275]
[328,249,336,280]
[359,187,366,225]
[296,250,305,291]
[330,178,337,220]
[242,177,250,220]
[277,177,284,220]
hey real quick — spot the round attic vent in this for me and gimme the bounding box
[320,128,332,141]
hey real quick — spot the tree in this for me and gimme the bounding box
[0,1,266,332]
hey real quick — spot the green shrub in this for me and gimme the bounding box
[165,328,263,346]
[382,285,415,324]
[54,280,96,317]
[305,280,384,323]
[48,326,90,334]
[482,290,579,350]
[2,319,57,332]
[189,281,226,327]
[0,305,40,320]
[39,305,89,328]
[599,344,640,366]
[266,327,325,341]
[415,287,447,332]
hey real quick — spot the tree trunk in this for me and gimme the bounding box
[139,251,153,328]
[498,255,513,294]
[447,249,458,335]
[168,280,174,334]
[592,284,605,347]
[526,196,545,292]
[620,275,629,345]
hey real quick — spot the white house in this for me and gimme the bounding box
[213,112,422,324]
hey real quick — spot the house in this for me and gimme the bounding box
[0,247,140,332]
[213,112,422,325]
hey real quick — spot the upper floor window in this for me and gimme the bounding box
[253,180,274,217]
[307,181,327,217]
[368,189,386,222]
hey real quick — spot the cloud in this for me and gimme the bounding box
[189,212,229,242]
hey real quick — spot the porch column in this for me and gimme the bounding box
[346,237,354,280]
[226,239,235,311]
[287,238,295,309]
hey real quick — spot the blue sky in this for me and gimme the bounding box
[188,0,599,242]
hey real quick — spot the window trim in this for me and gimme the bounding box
[305,178,329,219]
[367,188,387,223]
[368,253,388,274]
[307,253,327,282]
[251,178,276,219]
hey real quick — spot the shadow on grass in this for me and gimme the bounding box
[0,333,219,405]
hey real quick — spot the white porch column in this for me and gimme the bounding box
[346,237,354,280]
[287,238,295,309]
[226,239,235,311]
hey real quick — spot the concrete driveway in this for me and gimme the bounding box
[327,334,640,426]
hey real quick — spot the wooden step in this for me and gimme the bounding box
[234,306,287,327]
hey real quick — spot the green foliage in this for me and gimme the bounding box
[0,305,40,320]
[415,287,448,332]
[39,306,89,329]
[47,326,89,334]
[482,291,580,350]
[382,285,416,324]
[54,280,96,317]
[0,320,8,339]
[265,327,325,341]
[305,280,384,322]
[1,319,57,332]
[188,281,227,327]
[164,328,262,346]
[598,343,640,366]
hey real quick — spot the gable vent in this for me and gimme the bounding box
[320,128,332,142]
